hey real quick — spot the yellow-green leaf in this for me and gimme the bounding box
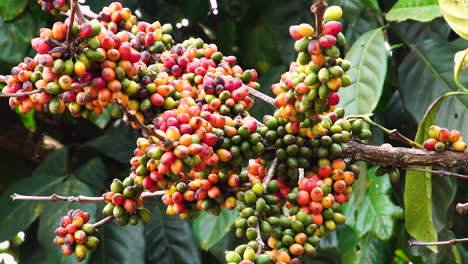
[454,48,468,91]
[386,0,441,22]
[438,0,468,39]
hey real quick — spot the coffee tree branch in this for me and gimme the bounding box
[346,140,468,169]
[409,238,468,246]
[456,202,468,215]
[10,191,166,203]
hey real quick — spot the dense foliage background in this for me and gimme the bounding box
[0,0,467,263]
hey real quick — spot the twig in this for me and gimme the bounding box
[401,167,468,180]
[11,193,104,203]
[347,115,425,149]
[263,158,278,189]
[346,140,468,169]
[66,0,77,45]
[74,3,87,24]
[10,191,165,203]
[409,238,468,246]
[93,215,114,228]
[456,202,468,215]
[255,223,265,255]
[0,88,45,98]
[72,81,92,89]
[246,86,277,107]
[113,98,175,149]
[311,0,328,36]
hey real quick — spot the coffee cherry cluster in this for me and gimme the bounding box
[273,5,350,126]
[102,177,152,226]
[53,209,99,262]
[423,125,466,152]
[38,0,69,13]
[97,2,138,33]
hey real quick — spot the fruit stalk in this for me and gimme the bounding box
[255,222,265,255]
[401,167,468,180]
[456,202,468,215]
[114,98,175,149]
[93,215,115,228]
[311,0,328,36]
[262,157,278,189]
[246,86,276,106]
[348,115,425,149]
[409,237,468,246]
[65,0,77,45]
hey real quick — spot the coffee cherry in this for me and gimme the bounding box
[324,6,343,21]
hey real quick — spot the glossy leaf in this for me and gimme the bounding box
[91,221,145,264]
[399,39,468,136]
[0,12,37,64]
[0,0,28,21]
[360,0,381,11]
[438,0,468,39]
[328,0,382,48]
[454,48,468,91]
[343,167,403,240]
[38,176,97,264]
[0,176,63,241]
[403,92,466,252]
[0,148,68,241]
[75,157,107,194]
[89,107,112,129]
[192,208,237,250]
[85,121,139,163]
[145,199,202,264]
[337,28,388,115]
[386,0,441,22]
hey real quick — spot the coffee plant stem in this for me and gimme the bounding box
[255,223,265,255]
[0,88,45,97]
[114,99,176,149]
[65,0,77,45]
[262,157,278,189]
[346,140,468,169]
[10,191,165,203]
[93,215,115,228]
[401,167,468,180]
[456,202,468,215]
[246,86,276,106]
[311,0,328,36]
[348,115,425,149]
[409,237,468,246]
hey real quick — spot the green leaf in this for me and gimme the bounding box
[337,28,388,115]
[403,92,465,252]
[399,38,468,135]
[0,11,37,64]
[343,167,403,240]
[145,199,202,264]
[386,0,441,22]
[361,0,380,10]
[85,121,139,163]
[0,0,28,21]
[192,208,237,250]
[38,177,98,264]
[75,157,107,194]
[454,48,468,91]
[91,221,145,264]
[337,226,391,263]
[328,0,382,47]
[16,108,36,131]
[0,176,63,241]
[89,107,112,129]
[33,148,68,178]
[438,0,468,39]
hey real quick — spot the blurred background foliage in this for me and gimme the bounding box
[0,0,467,263]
